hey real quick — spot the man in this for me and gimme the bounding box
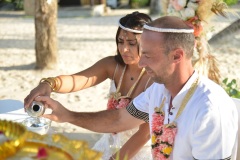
[31,16,238,159]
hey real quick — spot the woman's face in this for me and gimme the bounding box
[117,30,140,65]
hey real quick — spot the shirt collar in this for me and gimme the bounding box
[172,71,199,109]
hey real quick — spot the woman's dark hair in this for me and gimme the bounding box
[114,12,152,65]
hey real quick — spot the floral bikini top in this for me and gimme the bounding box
[107,64,148,110]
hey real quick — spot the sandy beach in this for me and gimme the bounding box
[0,4,240,147]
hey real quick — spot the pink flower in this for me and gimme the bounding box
[160,125,177,145]
[158,143,168,151]
[116,98,130,109]
[152,113,164,132]
[0,131,3,134]
[152,147,168,160]
[151,110,177,159]
[107,98,118,110]
[107,97,131,110]
[32,147,48,159]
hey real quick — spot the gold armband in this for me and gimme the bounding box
[39,77,60,92]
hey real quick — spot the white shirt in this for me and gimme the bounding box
[133,72,238,159]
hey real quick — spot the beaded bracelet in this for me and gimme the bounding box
[39,77,60,92]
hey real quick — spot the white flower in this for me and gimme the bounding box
[180,7,196,20]
[167,0,199,20]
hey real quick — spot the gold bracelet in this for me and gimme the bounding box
[39,77,60,92]
[53,77,61,92]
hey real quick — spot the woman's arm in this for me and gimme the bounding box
[24,56,116,108]
[111,123,150,160]
[56,56,116,93]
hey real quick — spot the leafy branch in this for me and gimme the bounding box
[221,78,240,98]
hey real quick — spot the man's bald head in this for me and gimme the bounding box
[143,16,195,58]
[149,16,193,30]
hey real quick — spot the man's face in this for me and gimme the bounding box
[139,30,173,84]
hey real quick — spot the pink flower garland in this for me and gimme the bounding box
[107,98,119,110]
[151,109,177,160]
[107,97,130,110]
[107,96,131,134]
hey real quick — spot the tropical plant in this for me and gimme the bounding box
[223,0,238,6]
[0,0,23,10]
[221,78,240,98]
[131,0,149,8]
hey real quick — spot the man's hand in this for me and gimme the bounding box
[35,96,71,123]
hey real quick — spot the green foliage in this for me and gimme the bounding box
[131,0,149,8]
[222,78,240,98]
[223,0,238,6]
[1,0,23,10]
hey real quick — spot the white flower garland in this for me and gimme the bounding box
[118,21,143,34]
[143,24,194,33]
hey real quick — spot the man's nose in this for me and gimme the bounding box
[138,56,146,68]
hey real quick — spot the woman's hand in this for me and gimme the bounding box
[24,83,52,109]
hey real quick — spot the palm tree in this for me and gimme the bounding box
[149,0,170,15]
[209,19,240,47]
[149,0,162,15]
[35,0,58,69]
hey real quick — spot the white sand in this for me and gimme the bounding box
[0,5,240,146]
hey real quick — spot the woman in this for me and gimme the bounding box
[24,12,153,160]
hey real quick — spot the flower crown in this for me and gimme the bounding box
[118,21,143,34]
[143,24,194,33]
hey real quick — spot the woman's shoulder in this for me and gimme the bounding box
[97,56,124,79]
[98,56,117,66]
[99,56,126,70]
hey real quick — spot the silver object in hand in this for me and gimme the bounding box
[26,101,45,117]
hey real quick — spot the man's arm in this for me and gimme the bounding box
[68,107,145,133]
[37,96,145,133]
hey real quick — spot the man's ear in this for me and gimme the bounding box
[172,49,183,63]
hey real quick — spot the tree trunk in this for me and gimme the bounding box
[149,0,161,15]
[24,0,35,16]
[35,0,58,69]
[209,19,240,47]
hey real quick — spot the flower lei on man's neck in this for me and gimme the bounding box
[151,98,177,159]
[151,77,199,159]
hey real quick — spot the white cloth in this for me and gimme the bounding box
[133,72,238,159]
[231,98,240,160]
[0,99,53,135]
[92,80,152,160]
[0,99,28,121]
